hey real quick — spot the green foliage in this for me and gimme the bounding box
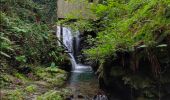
[33,66,67,87]
[37,90,63,100]
[0,65,68,99]
[0,0,66,67]
[62,1,170,99]
[33,0,58,23]
[0,28,14,58]
[15,55,27,63]
[14,73,28,82]
[24,85,37,93]
[0,74,12,87]
[5,89,24,100]
[50,62,57,68]
[64,0,170,62]
[45,67,63,73]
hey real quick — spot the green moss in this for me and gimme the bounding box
[45,67,65,74]
[60,88,72,98]
[0,74,15,87]
[45,78,64,87]
[5,89,24,100]
[37,90,63,100]
[33,67,67,87]
[14,73,28,82]
[1,66,67,99]
[1,74,11,82]
[24,85,37,93]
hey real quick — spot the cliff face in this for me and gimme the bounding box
[99,46,170,100]
[57,0,98,19]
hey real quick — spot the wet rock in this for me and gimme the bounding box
[164,84,170,94]
[162,94,170,100]
[70,94,74,98]
[77,94,84,98]
[18,66,32,74]
[65,94,74,100]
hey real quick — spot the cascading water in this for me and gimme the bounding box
[62,27,77,69]
[56,26,99,99]
[57,26,92,73]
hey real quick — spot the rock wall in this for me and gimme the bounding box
[99,46,170,100]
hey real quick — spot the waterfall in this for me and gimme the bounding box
[56,26,100,99]
[62,27,77,69]
[56,26,92,73]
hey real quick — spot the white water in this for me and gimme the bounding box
[56,26,92,73]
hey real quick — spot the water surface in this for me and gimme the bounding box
[66,64,99,99]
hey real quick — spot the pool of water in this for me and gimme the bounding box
[66,65,99,99]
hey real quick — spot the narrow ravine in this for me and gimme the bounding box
[1,0,169,100]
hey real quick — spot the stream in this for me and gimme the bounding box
[66,64,99,99]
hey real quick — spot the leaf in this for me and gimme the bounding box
[0,36,12,43]
[15,55,27,63]
[0,51,11,58]
[156,44,167,47]
[50,62,56,68]
[12,27,27,33]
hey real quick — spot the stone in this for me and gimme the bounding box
[77,94,84,98]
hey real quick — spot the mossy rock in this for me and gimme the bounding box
[24,84,37,93]
[1,74,14,83]
[14,73,29,83]
[36,71,50,79]
[33,67,67,87]
[34,67,51,79]
[0,73,18,87]
[37,90,63,100]
[3,89,24,100]
[43,77,65,87]
[45,67,63,73]
[60,88,72,98]
[34,67,66,78]
[0,74,11,87]
[1,74,10,82]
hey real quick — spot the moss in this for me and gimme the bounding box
[1,74,13,82]
[44,78,65,87]
[33,67,67,87]
[34,67,50,79]
[14,73,28,82]
[4,89,24,100]
[37,90,63,100]
[0,74,15,87]
[45,67,65,74]
[24,85,37,93]
[60,88,72,98]
[1,74,10,82]
[0,74,11,87]
[1,65,68,99]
